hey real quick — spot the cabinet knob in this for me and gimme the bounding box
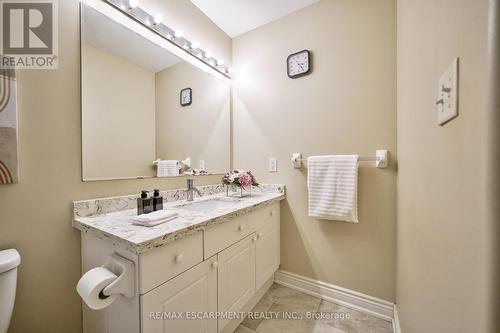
[258,233,263,239]
[211,262,219,269]
[238,225,245,231]
[252,236,257,242]
[175,254,184,262]
[270,211,274,217]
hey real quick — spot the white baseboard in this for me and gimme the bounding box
[392,304,402,333]
[274,270,394,322]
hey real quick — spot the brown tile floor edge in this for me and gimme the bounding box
[235,284,393,333]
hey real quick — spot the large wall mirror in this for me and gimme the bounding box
[80,2,230,181]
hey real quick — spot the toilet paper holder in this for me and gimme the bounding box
[100,253,135,298]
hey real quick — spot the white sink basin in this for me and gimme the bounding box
[177,197,240,213]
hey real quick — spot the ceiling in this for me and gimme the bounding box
[82,5,181,73]
[191,0,320,38]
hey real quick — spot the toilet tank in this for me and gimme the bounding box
[0,249,21,333]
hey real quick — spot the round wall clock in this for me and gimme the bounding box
[287,50,311,79]
[180,88,192,106]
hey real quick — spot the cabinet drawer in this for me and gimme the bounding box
[204,203,279,259]
[139,232,203,294]
[255,202,279,231]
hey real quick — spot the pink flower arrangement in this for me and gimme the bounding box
[222,170,259,189]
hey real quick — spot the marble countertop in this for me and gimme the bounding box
[73,188,285,254]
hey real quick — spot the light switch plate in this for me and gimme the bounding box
[269,158,277,173]
[437,58,459,126]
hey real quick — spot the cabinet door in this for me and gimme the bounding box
[141,258,218,333]
[217,234,256,332]
[256,210,280,290]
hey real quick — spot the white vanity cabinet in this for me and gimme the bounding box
[79,201,281,333]
[140,202,280,333]
[210,202,280,333]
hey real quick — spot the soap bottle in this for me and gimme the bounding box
[152,189,163,211]
[137,190,153,215]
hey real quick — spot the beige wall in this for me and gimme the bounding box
[232,0,397,301]
[82,45,156,180]
[0,1,231,332]
[140,0,232,67]
[156,62,230,174]
[397,0,494,332]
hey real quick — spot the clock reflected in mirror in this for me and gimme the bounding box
[180,87,192,106]
[287,49,312,79]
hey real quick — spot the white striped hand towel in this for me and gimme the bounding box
[307,155,359,222]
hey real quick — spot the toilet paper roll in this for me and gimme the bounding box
[77,267,118,310]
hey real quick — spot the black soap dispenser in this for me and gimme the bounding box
[152,189,163,211]
[137,190,153,215]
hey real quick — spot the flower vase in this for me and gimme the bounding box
[226,184,251,198]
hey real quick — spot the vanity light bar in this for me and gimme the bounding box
[103,0,231,78]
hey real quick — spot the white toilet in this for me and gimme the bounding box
[0,249,20,333]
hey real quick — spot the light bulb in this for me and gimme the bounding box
[174,30,183,38]
[191,42,199,49]
[205,51,212,59]
[166,33,172,39]
[153,14,163,25]
[128,0,138,9]
[197,53,203,59]
[145,19,151,26]
[217,59,224,66]
[183,43,189,50]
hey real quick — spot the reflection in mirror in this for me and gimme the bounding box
[81,4,230,181]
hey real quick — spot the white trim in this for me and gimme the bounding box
[392,304,402,333]
[274,270,394,322]
[81,0,230,84]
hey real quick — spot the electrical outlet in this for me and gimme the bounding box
[269,158,277,173]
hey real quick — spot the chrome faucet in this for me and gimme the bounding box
[186,179,201,201]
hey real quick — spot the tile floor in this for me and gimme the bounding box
[235,284,393,333]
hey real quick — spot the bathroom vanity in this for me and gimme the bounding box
[75,3,284,331]
[73,184,285,333]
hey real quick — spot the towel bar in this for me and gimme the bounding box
[292,150,388,169]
